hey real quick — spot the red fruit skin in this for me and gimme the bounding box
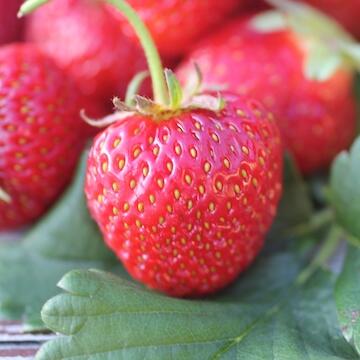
[0,44,87,230]
[109,0,244,58]
[85,93,283,297]
[26,0,147,105]
[0,0,25,45]
[177,17,356,174]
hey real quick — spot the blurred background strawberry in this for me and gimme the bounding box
[25,0,247,112]
[177,14,357,174]
[109,0,246,58]
[26,0,148,113]
[0,0,25,45]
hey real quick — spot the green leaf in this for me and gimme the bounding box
[269,154,313,239]
[251,11,287,32]
[263,0,360,80]
[354,75,360,135]
[304,44,343,81]
[0,186,11,203]
[0,153,127,330]
[335,245,360,353]
[330,137,360,243]
[35,253,358,360]
[18,0,50,17]
[265,0,353,42]
[341,43,360,74]
[165,69,183,109]
[125,70,149,106]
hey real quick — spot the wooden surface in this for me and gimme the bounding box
[0,321,54,359]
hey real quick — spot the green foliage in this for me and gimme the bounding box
[0,155,126,330]
[270,154,313,237]
[330,137,360,244]
[35,256,358,360]
[336,245,360,353]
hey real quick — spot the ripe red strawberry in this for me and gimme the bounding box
[109,0,244,58]
[177,16,357,174]
[85,93,282,296]
[33,0,286,296]
[26,0,147,105]
[0,0,25,45]
[0,44,87,230]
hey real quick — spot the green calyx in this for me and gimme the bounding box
[19,0,225,125]
[252,0,360,81]
[81,67,225,127]
[18,0,50,17]
[0,187,11,203]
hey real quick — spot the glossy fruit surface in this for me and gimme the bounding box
[26,0,147,104]
[177,17,356,174]
[109,0,242,58]
[85,93,283,296]
[0,44,86,230]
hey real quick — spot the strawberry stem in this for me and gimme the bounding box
[285,208,334,237]
[107,0,169,105]
[296,225,342,285]
[19,0,170,106]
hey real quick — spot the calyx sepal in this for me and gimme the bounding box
[0,187,11,203]
[252,0,360,81]
[82,67,225,128]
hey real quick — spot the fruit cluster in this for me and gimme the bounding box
[1,0,360,297]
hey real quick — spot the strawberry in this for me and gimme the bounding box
[26,0,147,106]
[85,93,282,296]
[109,0,243,58]
[76,0,283,297]
[177,13,357,174]
[0,0,25,45]
[0,44,87,230]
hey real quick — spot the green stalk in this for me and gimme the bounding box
[108,0,168,105]
[285,208,334,237]
[296,225,342,285]
[19,0,169,106]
